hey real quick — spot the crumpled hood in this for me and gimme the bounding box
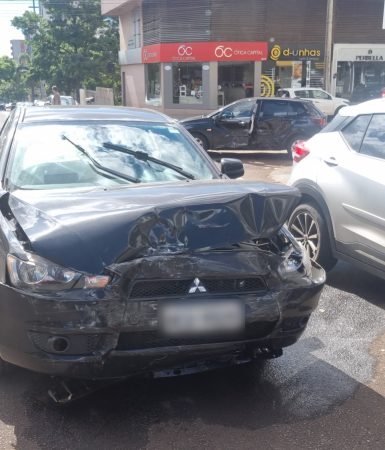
[6,180,300,274]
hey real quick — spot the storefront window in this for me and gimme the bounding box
[218,62,254,105]
[172,63,203,105]
[145,63,161,105]
[337,61,385,99]
[262,60,324,96]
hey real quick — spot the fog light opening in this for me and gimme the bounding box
[48,336,70,353]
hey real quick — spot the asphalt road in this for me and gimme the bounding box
[0,114,384,449]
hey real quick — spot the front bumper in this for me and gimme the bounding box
[0,262,325,379]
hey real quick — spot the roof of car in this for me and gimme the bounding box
[281,88,325,91]
[224,97,311,106]
[18,106,174,124]
[339,98,385,116]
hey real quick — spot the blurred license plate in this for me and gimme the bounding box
[159,300,244,336]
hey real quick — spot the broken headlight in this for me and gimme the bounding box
[7,253,110,292]
[276,227,312,279]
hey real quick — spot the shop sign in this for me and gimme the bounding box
[335,47,385,62]
[355,49,384,61]
[142,41,268,63]
[269,43,323,61]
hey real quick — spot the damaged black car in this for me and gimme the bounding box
[0,106,325,381]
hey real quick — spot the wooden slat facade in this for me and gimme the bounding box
[334,0,385,43]
[142,0,385,47]
[143,0,327,46]
[143,0,211,45]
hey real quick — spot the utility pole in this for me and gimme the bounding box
[324,0,334,93]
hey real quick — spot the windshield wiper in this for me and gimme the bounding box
[61,135,140,184]
[102,142,196,180]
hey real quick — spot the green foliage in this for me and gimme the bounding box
[0,56,16,81]
[0,56,28,101]
[11,0,121,102]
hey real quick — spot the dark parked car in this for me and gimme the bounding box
[0,106,324,382]
[181,97,326,157]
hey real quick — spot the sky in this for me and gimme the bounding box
[0,0,34,57]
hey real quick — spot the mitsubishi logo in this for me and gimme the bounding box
[188,278,207,294]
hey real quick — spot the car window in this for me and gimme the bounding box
[360,114,385,159]
[8,122,215,190]
[294,90,311,99]
[221,100,254,119]
[311,90,331,100]
[341,115,372,152]
[260,100,288,118]
[287,102,307,116]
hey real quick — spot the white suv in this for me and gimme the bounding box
[277,88,349,118]
[288,98,385,279]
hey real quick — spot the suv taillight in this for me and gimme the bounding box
[312,116,327,127]
[293,140,310,163]
[381,89,385,98]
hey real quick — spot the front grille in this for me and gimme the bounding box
[128,277,266,299]
[130,280,192,298]
[116,321,275,351]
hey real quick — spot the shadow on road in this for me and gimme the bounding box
[327,260,385,309]
[0,334,384,449]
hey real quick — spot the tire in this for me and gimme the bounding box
[288,202,337,271]
[334,106,345,116]
[191,133,209,151]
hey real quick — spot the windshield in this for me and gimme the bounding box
[8,121,216,190]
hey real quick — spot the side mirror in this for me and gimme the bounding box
[221,158,244,179]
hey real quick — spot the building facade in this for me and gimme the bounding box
[102,0,385,116]
[10,40,28,64]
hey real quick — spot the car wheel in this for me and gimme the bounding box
[191,133,209,151]
[334,106,345,116]
[288,202,337,271]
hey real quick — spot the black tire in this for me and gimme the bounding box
[288,202,337,271]
[334,106,345,117]
[191,133,209,151]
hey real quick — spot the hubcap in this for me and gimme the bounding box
[289,211,320,260]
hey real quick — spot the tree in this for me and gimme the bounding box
[0,56,16,82]
[12,0,120,101]
[0,56,28,101]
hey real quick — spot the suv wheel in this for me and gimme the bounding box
[288,202,337,271]
[191,133,209,151]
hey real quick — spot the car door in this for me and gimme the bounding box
[309,89,334,116]
[213,99,255,149]
[251,100,291,149]
[317,113,385,271]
